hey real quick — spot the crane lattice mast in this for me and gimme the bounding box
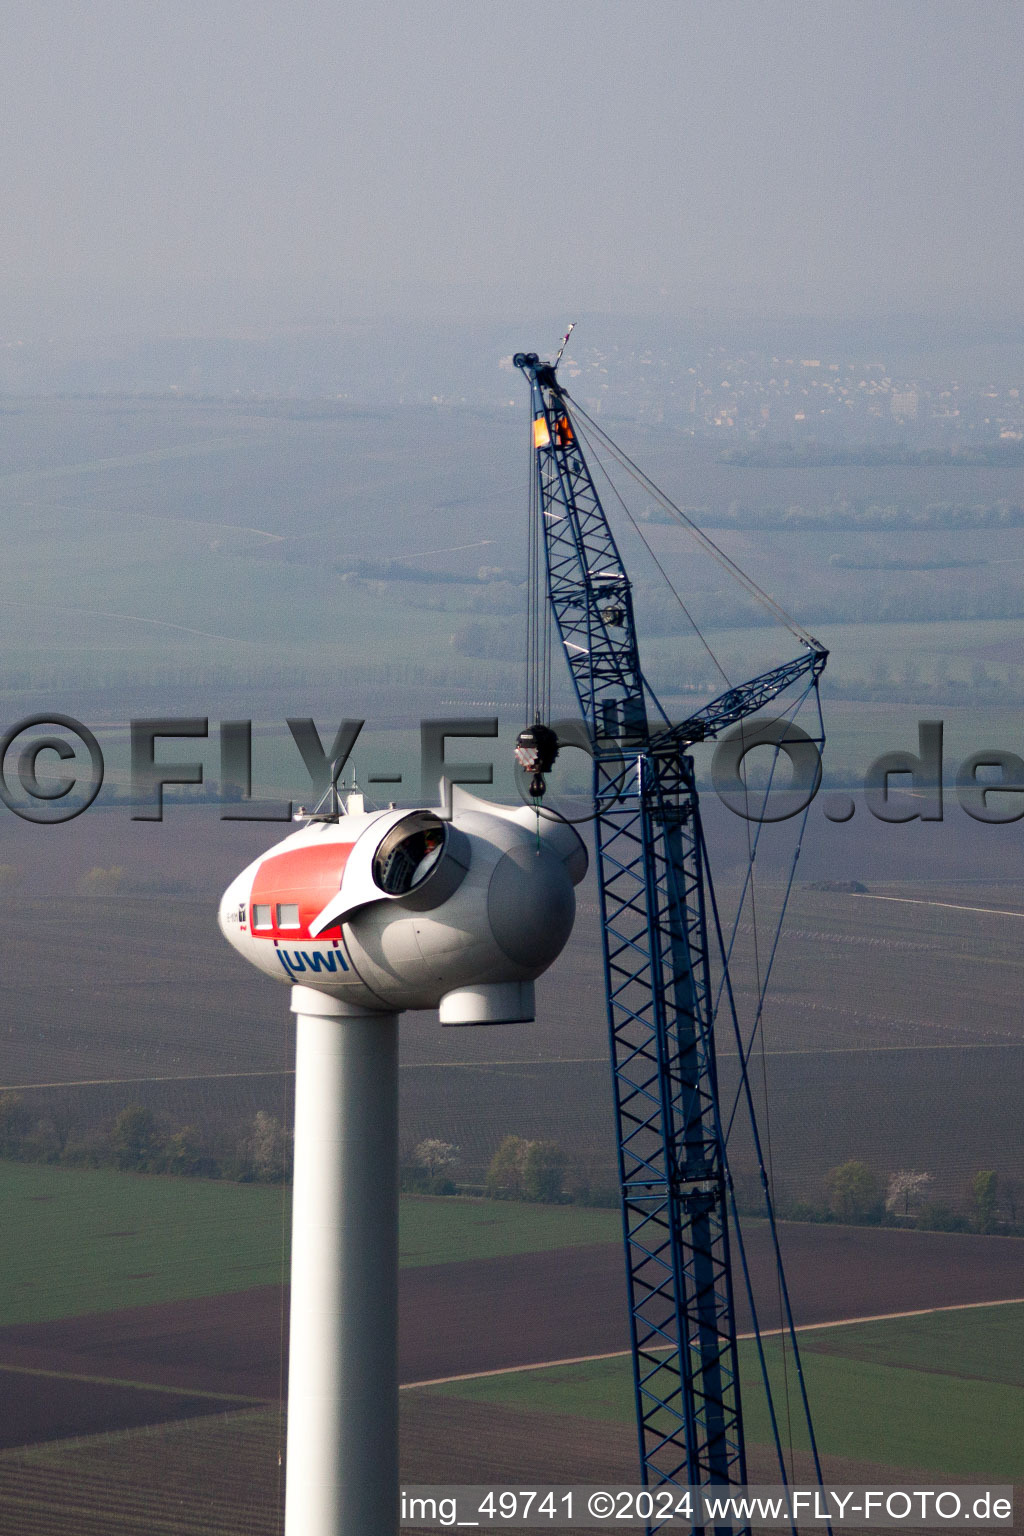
[514,351,828,1522]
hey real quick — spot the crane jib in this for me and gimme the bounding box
[513,349,830,1530]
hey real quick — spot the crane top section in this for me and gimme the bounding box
[513,350,557,389]
[514,350,573,438]
[513,347,827,754]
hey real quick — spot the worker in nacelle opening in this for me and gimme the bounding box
[412,826,444,886]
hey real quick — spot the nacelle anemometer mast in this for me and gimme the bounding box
[513,346,829,1533]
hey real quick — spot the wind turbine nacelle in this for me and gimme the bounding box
[218,785,587,1024]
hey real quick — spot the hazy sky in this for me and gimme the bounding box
[2,1,1022,337]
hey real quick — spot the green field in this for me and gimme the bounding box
[428,1303,1024,1480]
[397,1194,619,1266]
[0,1164,618,1326]
[797,1300,1024,1387]
[0,1162,291,1325]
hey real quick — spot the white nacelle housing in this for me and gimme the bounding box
[218,785,587,1024]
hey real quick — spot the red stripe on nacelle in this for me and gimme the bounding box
[250,843,355,939]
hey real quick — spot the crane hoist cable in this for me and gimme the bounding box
[568,411,733,690]
[563,396,823,1198]
[563,391,820,649]
[564,389,824,1151]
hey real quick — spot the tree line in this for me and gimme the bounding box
[0,1093,290,1184]
[766,1160,1019,1236]
[400,1135,615,1206]
[2,1098,1014,1235]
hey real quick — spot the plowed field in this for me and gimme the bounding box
[0,1395,993,1536]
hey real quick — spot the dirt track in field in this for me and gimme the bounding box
[0,1223,1020,1448]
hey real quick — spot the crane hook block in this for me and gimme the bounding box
[515,722,560,799]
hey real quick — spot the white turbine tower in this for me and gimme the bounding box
[219,783,586,1536]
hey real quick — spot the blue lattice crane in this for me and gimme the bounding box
[513,348,829,1530]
